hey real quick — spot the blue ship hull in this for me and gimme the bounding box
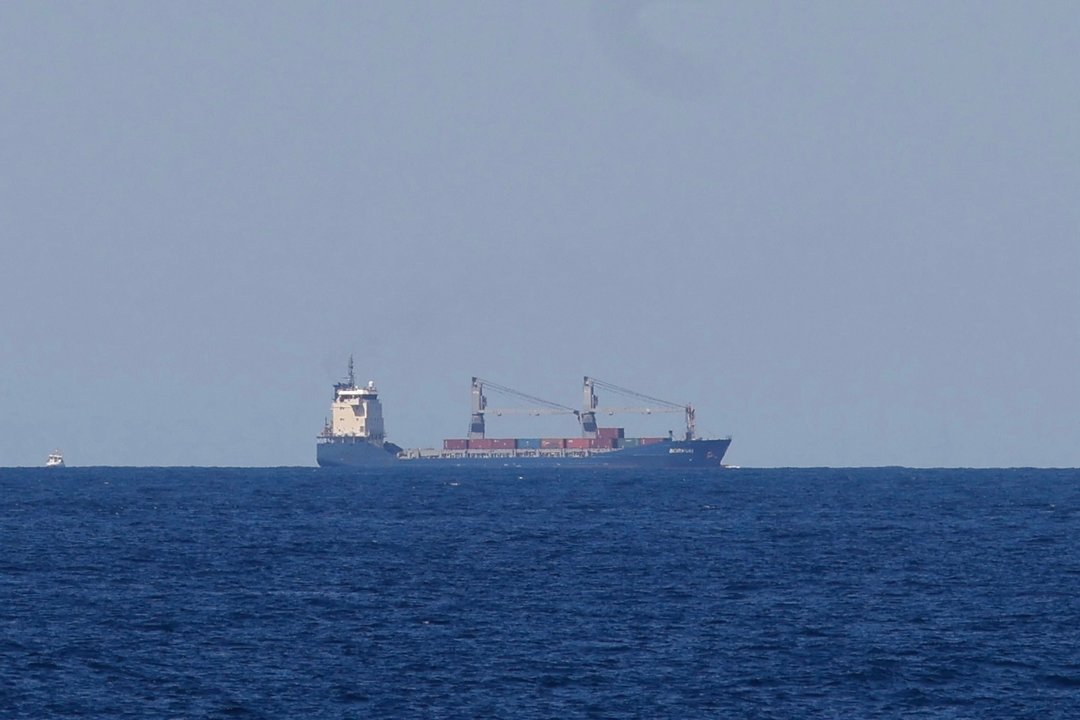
[316,438,400,467]
[317,437,731,469]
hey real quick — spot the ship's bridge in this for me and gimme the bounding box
[328,379,385,441]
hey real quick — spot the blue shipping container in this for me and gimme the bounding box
[516,438,542,449]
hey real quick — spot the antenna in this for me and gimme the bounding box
[347,355,355,387]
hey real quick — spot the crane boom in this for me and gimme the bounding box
[469,377,579,439]
[587,377,686,409]
[595,406,683,415]
[582,376,697,440]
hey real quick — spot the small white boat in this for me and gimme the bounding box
[45,450,64,468]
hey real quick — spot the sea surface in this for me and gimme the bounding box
[2,466,1079,719]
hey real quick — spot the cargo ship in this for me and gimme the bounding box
[316,358,731,469]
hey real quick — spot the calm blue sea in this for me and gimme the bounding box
[2,466,1079,718]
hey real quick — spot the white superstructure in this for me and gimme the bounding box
[321,356,385,443]
[46,450,64,467]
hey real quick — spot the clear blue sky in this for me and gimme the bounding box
[2,2,1077,467]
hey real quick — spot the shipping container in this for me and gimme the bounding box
[516,438,542,449]
[597,427,625,439]
[541,438,566,449]
[565,437,594,449]
[490,438,515,450]
[443,439,468,451]
[621,438,642,447]
[639,437,665,445]
[469,438,496,450]
[593,437,616,449]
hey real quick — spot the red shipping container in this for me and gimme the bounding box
[597,427,625,439]
[639,437,665,445]
[592,437,616,449]
[443,439,468,450]
[565,438,594,449]
[470,438,495,450]
[490,438,515,450]
[541,438,566,449]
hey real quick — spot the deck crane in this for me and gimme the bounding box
[581,376,697,441]
[469,377,580,439]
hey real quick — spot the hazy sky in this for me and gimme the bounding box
[2,1,1078,467]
